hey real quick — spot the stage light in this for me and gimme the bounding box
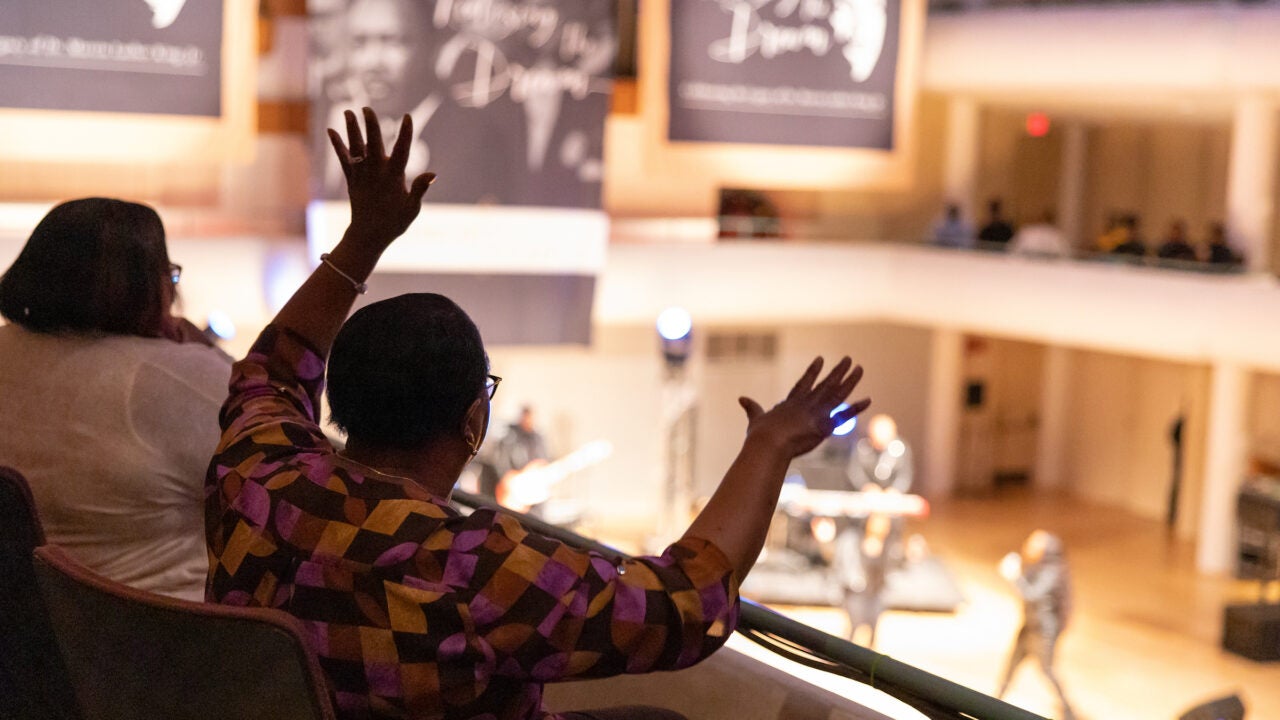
[205,310,236,341]
[831,403,858,436]
[656,307,692,341]
[657,306,693,368]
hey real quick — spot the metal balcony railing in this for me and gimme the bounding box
[451,489,1049,720]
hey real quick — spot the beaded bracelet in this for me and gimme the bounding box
[319,253,368,294]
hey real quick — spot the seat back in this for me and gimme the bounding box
[0,466,81,720]
[33,544,336,720]
[1179,693,1245,720]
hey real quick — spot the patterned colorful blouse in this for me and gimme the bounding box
[205,326,739,720]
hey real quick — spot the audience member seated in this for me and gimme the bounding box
[1010,210,1069,258]
[1155,219,1197,262]
[0,198,231,601]
[205,108,871,720]
[977,198,1015,248]
[1206,222,1244,267]
[933,203,973,249]
[1110,215,1147,257]
[1094,212,1127,252]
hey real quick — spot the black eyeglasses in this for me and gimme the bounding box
[485,374,502,400]
[168,263,183,285]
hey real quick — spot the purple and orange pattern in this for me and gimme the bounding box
[205,326,739,720]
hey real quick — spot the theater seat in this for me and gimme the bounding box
[0,465,81,720]
[32,544,336,720]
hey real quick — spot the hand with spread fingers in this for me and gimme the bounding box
[327,106,435,249]
[272,107,436,360]
[686,356,870,579]
[739,357,869,460]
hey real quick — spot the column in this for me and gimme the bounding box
[1056,123,1088,251]
[1226,96,1278,273]
[943,97,981,224]
[924,329,964,499]
[1196,362,1249,574]
[1034,346,1071,491]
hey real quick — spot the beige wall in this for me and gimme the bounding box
[481,321,934,535]
[484,326,667,540]
[972,108,1063,228]
[1248,371,1280,472]
[969,108,1232,249]
[948,336,1211,537]
[1062,350,1209,537]
[957,337,1045,489]
[501,319,1220,539]
[1083,121,1231,247]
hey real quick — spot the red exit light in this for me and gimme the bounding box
[1026,112,1051,137]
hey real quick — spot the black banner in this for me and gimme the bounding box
[0,1,223,117]
[668,0,899,149]
[310,0,616,209]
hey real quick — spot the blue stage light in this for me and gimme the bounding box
[831,403,857,436]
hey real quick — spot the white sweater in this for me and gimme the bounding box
[0,324,231,601]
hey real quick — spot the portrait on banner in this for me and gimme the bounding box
[309,0,616,209]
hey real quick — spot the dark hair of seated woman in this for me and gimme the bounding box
[327,292,488,450]
[0,197,175,337]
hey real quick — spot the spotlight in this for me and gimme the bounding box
[205,310,236,342]
[657,307,692,342]
[657,306,693,368]
[831,403,857,436]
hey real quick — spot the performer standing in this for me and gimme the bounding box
[847,414,913,494]
[998,530,1077,720]
[492,405,553,514]
[847,414,913,566]
[835,511,891,648]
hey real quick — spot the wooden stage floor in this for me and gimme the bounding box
[760,490,1278,719]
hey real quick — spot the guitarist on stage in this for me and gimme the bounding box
[491,405,556,518]
[496,406,550,483]
[473,406,548,507]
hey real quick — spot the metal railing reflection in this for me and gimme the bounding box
[930,0,1274,10]
[939,238,1251,275]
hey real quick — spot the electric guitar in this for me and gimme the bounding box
[496,440,613,514]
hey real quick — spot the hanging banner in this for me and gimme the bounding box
[668,0,900,149]
[310,0,616,209]
[0,1,223,116]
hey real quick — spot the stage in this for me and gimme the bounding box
[746,489,1280,720]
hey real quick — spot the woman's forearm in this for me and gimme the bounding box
[682,358,868,581]
[271,229,384,358]
[683,435,791,580]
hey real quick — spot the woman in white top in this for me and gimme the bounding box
[0,198,231,601]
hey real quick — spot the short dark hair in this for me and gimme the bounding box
[0,198,171,336]
[327,293,488,449]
